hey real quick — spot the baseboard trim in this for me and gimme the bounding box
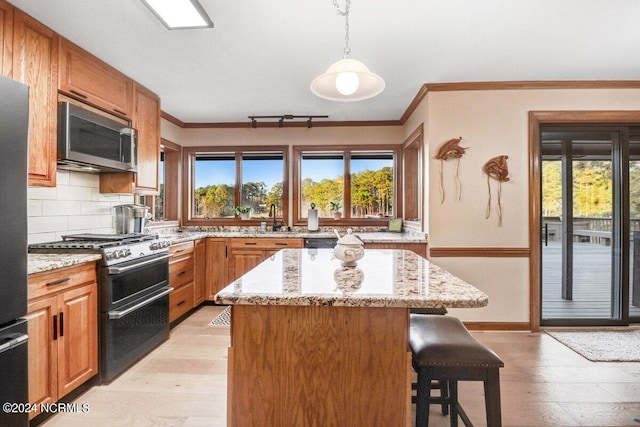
[463,322,531,331]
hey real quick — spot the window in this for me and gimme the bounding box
[293,146,399,225]
[183,146,288,225]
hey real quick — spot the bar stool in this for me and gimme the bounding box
[409,314,504,427]
[409,306,449,414]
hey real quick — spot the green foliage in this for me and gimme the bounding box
[302,167,393,217]
[234,206,251,214]
[542,160,613,218]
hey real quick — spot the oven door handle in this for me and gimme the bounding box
[0,333,28,355]
[108,287,173,320]
[107,253,172,274]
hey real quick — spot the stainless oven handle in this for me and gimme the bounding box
[0,333,28,354]
[107,253,172,274]
[108,287,173,320]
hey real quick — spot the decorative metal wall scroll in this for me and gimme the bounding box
[482,155,510,226]
[435,137,468,203]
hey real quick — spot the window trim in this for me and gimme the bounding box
[292,144,401,226]
[401,124,423,231]
[141,138,181,227]
[182,145,289,226]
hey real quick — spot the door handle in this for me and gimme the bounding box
[543,224,549,246]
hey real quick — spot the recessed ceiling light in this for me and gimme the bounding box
[141,0,213,30]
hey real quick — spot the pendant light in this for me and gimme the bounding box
[311,0,384,102]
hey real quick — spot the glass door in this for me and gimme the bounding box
[541,128,628,325]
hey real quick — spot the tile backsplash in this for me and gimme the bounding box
[27,170,133,244]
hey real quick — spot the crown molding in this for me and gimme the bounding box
[162,80,640,129]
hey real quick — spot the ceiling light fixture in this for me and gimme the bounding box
[141,0,213,30]
[311,0,384,102]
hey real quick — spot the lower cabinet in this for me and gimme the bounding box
[205,238,229,300]
[227,238,303,282]
[26,263,98,420]
[193,238,206,305]
[168,241,195,323]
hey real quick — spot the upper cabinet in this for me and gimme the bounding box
[99,83,160,195]
[12,10,58,187]
[133,83,160,194]
[0,0,13,76]
[58,37,133,118]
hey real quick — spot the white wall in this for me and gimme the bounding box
[27,170,134,244]
[406,87,640,323]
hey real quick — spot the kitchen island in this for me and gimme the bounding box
[214,248,488,427]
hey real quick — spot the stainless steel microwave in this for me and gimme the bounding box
[57,102,137,173]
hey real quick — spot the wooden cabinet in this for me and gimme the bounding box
[0,0,12,76]
[205,238,229,300]
[12,10,58,187]
[58,37,133,118]
[26,263,98,419]
[99,83,161,195]
[194,238,207,305]
[169,241,195,322]
[132,83,160,194]
[227,238,303,282]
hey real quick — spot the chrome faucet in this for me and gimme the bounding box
[269,204,281,231]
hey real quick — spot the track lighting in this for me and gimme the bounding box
[247,115,329,128]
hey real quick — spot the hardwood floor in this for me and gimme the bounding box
[42,305,640,427]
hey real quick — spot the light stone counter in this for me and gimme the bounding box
[28,253,102,275]
[156,227,427,245]
[221,248,486,426]
[214,248,487,308]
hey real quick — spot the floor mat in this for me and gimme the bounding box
[546,329,640,362]
[209,306,231,326]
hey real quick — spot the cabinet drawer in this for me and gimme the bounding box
[229,238,303,250]
[169,282,194,322]
[169,241,194,258]
[28,262,97,301]
[169,257,194,288]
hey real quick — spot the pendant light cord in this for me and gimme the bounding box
[333,0,351,57]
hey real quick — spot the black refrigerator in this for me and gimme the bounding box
[0,75,30,427]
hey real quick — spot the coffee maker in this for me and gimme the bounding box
[114,204,150,234]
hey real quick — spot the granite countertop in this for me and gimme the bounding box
[214,248,488,309]
[27,229,426,275]
[28,253,103,275]
[158,230,427,244]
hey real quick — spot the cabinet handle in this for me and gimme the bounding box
[177,271,186,276]
[244,242,257,246]
[59,312,64,337]
[46,277,70,286]
[113,108,127,116]
[177,300,186,306]
[53,314,57,340]
[69,89,88,99]
[275,242,287,246]
[174,249,186,253]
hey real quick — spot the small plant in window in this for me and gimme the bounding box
[330,201,342,220]
[234,206,252,220]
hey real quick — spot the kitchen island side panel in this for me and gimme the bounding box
[229,304,409,427]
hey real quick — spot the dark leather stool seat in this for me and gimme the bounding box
[409,314,504,427]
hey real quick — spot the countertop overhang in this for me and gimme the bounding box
[214,248,488,309]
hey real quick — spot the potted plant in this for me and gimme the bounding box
[329,201,342,220]
[235,206,252,220]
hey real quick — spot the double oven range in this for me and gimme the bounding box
[30,233,172,383]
